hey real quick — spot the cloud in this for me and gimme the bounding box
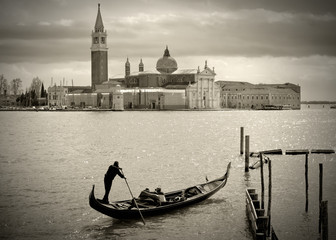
[0,38,89,64]
[0,0,335,100]
[54,19,74,27]
[0,1,336,65]
[117,13,177,25]
[104,9,336,58]
[38,21,51,26]
[199,0,336,15]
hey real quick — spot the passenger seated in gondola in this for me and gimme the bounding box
[138,188,161,205]
[155,187,166,203]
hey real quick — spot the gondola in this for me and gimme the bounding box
[89,162,231,219]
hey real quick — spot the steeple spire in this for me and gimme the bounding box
[163,45,171,57]
[95,3,104,32]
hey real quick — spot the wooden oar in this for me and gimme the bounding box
[121,170,146,225]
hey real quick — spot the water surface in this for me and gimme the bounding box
[0,108,335,239]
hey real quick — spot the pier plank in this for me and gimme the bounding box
[285,149,309,155]
[260,149,283,155]
[311,149,335,154]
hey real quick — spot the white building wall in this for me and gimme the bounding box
[187,72,220,109]
[163,91,185,109]
[220,85,300,110]
[65,93,98,107]
[112,93,124,110]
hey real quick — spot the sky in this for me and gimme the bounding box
[0,0,335,101]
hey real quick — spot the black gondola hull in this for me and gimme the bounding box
[89,162,231,219]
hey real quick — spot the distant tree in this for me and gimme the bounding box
[0,74,8,95]
[41,82,45,97]
[26,91,30,107]
[31,89,38,106]
[30,77,42,97]
[20,93,24,105]
[40,82,48,98]
[3,81,9,95]
[11,78,22,96]
[22,90,28,107]
[0,74,5,94]
[17,93,25,106]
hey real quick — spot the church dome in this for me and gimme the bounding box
[156,46,178,74]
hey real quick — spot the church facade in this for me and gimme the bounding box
[119,47,220,109]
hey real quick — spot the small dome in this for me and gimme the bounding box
[156,46,178,74]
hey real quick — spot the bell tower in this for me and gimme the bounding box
[91,3,108,90]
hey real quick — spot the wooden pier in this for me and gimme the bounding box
[246,189,278,240]
[240,127,332,239]
[246,189,274,240]
[248,149,334,157]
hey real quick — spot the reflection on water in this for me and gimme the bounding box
[244,172,251,188]
[0,109,335,240]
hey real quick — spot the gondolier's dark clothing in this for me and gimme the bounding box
[102,165,125,203]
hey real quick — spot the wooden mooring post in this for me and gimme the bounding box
[321,200,328,240]
[305,153,309,212]
[319,163,323,234]
[267,159,272,237]
[245,135,250,172]
[260,153,265,209]
[240,127,244,155]
[286,150,310,212]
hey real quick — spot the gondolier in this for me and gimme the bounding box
[100,161,125,204]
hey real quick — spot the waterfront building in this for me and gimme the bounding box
[48,85,91,107]
[48,85,69,107]
[217,81,301,110]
